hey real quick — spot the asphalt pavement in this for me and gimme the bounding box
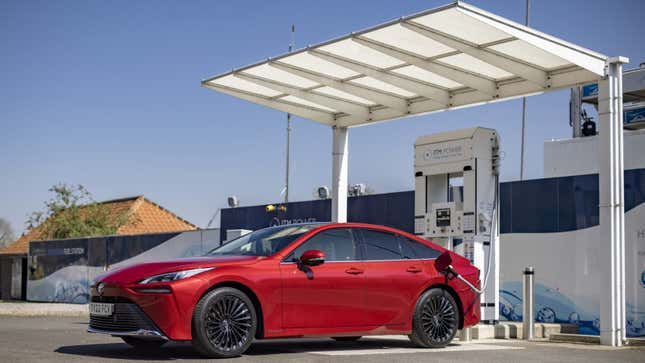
[0,316,643,362]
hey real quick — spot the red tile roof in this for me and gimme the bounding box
[0,196,197,255]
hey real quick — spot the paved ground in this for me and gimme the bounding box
[0,317,643,362]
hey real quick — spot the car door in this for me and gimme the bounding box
[280,227,366,329]
[358,228,430,327]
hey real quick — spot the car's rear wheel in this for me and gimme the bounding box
[409,288,459,348]
[332,336,361,342]
[121,336,167,349]
[191,287,257,358]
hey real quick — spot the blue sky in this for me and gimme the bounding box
[1,0,643,235]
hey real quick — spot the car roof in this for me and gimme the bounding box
[313,222,426,240]
[257,222,435,248]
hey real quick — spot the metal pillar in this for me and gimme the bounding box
[519,0,530,180]
[285,112,291,203]
[331,126,348,223]
[597,56,628,346]
[522,267,535,340]
[284,24,295,204]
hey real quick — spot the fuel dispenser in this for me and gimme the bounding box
[414,127,500,323]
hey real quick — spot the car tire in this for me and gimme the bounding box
[332,336,362,342]
[121,336,167,349]
[408,288,460,348]
[191,287,257,358]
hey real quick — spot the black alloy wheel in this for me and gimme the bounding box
[409,288,459,348]
[192,287,257,358]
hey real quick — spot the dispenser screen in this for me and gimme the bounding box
[436,208,451,227]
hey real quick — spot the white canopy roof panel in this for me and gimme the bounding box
[203,1,608,128]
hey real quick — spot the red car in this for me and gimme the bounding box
[88,223,480,357]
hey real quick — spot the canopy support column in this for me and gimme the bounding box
[598,56,628,347]
[332,126,349,223]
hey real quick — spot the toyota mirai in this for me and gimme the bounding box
[88,222,480,358]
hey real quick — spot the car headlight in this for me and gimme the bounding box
[138,267,214,284]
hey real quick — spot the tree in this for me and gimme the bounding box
[26,184,135,240]
[0,218,14,248]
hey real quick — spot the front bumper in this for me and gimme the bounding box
[88,278,206,341]
[88,299,168,340]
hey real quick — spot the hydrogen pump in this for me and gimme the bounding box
[414,127,500,324]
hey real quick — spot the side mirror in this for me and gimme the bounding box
[300,249,325,267]
[434,251,453,273]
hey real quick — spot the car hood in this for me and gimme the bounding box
[96,255,259,285]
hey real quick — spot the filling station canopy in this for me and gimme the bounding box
[202,1,608,128]
[202,1,630,347]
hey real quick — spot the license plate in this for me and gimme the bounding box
[89,303,114,317]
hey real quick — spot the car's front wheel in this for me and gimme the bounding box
[191,287,257,358]
[408,288,460,348]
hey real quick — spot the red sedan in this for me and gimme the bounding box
[88,222,480,357]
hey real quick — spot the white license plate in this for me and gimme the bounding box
[89,303,114,317]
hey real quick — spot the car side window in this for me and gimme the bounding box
[360,229,403,261]
[398,236,417,259]
[289,228,357,262]
[402,237,441,259]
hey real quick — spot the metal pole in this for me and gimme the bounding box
[285,115,291,203]
[284,24,295,204]
[598,57,628,346]
[331,126,349,223]
[519,0,530,180]
[523,266,535,340]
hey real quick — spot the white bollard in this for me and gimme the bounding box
[523,266,535,340]
[461,327,472,342]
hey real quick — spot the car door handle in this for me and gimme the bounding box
[406,266,422,273]
[345,267,364,275]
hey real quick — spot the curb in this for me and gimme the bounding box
[0,303,89,318]
[549,333,600,344]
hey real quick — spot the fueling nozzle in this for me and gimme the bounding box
[435,251,484,295]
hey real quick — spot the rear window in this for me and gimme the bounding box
[401,237,441,259]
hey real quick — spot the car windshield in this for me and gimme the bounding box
[207,224,324,257]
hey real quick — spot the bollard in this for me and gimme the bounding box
[522,266,535,340]
[461,327,472,342]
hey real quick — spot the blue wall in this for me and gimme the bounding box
[221,168,645,238]
[220,191,413,241]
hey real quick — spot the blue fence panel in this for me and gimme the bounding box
[220,191,414,241]
[625,168,645,212]
[499,182,513,234]
[348,191,414,233]
[571,174,600,229]
[107,232,180,267]
[28,238,91,303]
[500,173,600,233]
[222,169,645,236]
[220,200,330,241]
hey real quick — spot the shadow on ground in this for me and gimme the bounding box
[55,337,454,360]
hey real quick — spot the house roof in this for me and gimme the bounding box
[0,196,198,255]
